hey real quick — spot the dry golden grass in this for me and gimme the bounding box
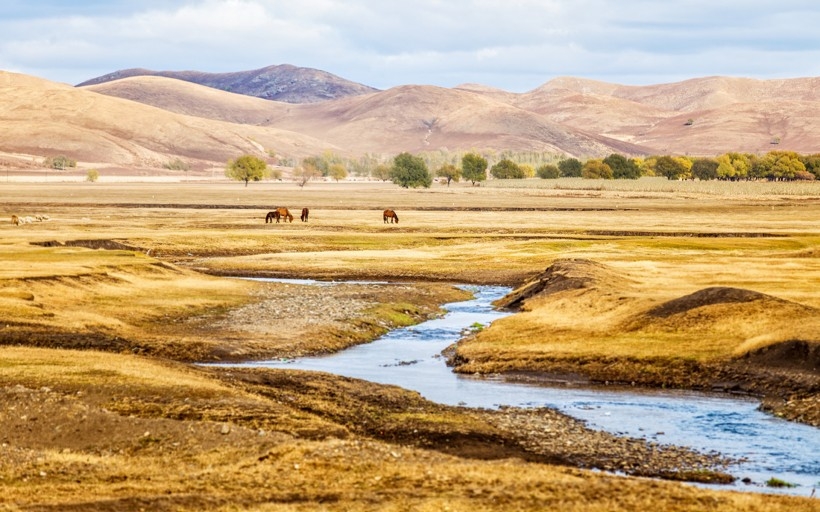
[2,180,820,509]
[462,256,820,361]
[2,347,817,512]
[5,180,819,353]
[0,346,235,398]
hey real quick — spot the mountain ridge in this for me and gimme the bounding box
[77,64,379,104]
[3,67,820,170]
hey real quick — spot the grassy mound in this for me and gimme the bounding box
[494,258,637,310]
[453,258,820,412]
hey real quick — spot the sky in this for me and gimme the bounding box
[2,0,820,92]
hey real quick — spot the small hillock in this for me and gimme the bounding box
[493,258,635,310]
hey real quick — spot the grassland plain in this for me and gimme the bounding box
[1,179,819,511]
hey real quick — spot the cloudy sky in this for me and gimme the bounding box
[2,0,820,92]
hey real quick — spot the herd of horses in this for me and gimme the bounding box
[265,208,399,224]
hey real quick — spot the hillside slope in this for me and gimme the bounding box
[84,71,820,158]
[86,77,653,157]
[0,71,338,167]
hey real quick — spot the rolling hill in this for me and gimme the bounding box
[83,69,820,161]
[84,76,653,157]
[4,65,820,171]
[0,71,339,169]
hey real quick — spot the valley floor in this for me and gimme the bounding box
[1,180,818,510]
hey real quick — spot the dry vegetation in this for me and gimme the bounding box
[1,180,819,510]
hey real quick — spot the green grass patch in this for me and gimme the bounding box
[766,477,798,488]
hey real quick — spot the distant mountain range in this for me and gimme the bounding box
[1,64,819,170]
[77,64,379,104]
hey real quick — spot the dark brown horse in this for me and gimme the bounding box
[265,210,279,223]
[383,209,399,224]
[300,207,309,222]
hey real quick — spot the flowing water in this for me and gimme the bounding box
[226,281,820,496]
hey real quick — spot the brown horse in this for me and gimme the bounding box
[265,210,279,223]
[383,209,399,224]
[300,207,309,222]
[275,207,293,223]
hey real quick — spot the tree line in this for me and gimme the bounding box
[386,150,820,189]
[224,149,820,187]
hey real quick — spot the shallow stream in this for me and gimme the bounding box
[230,281,820,496]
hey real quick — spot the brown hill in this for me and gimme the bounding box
[85,71,820,159]
[8,68,820,169]
[85,75,288,125]
[86,77,652,157]
[467,75,820,155]
[77,64,379,104]
[0,71,339,167]
[636,100,820,155]
[265,84,652,156]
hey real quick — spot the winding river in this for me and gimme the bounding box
[230,281,820,497]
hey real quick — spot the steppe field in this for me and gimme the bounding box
[2,177,819,511]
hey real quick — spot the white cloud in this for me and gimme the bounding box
[1,0,819,90]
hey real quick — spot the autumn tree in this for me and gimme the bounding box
[436,163,461,186]
[225,154,269,186]
[653,155,687,180]
[716,153,751,180]
[328,163,348,182]
[581,159,614,179]
[391,152,432,188]
[519,164,536,178]
[461,152,488,185]
[753,151,806,180]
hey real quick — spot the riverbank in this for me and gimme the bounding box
[451,258,820,427]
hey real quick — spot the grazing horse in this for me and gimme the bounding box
[300,207,309,222]
[275,207,293,223]
[383,209,399,224]
[265,211,279,223]
[11,215,19,226]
